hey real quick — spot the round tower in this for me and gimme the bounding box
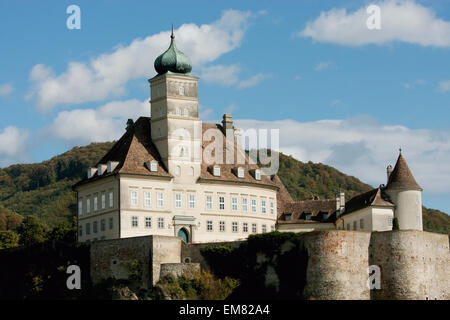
[384,151,423,230]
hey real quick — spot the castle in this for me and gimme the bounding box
[74,30,425,244]
[76,30,448,300]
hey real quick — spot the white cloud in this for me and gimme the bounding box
[238,73,271,89]
[200,64,240,86]
[28,10,251,111]
[438,80,450,93]
[330,99,341,106]
[45,99,148,144]
[297,0,450,47]
[0,126,29,166]
[235,116,450,195]
[0,83,14,97]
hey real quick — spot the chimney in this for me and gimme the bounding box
[126,119,134,131]
[222,114,233,131]
[336,191,345,217]
[387,165,393,183]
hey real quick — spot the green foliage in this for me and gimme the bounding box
[0,207,23,231]
[16,215,49,247]
[422,207,450,234]
[0,230,19,249]
[47,217,77,243]
[0,142,114,227]
[201,232,309,299]
[0,240,91,299]
[155,270,239,300]
[392,217,400,230]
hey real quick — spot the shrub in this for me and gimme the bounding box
[393,217,400,230]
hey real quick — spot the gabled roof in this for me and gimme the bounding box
[342,187,394,216]
[278,199,337,224]
[73,117,171,188]
[385,154,422,191]
[198,122,278,188]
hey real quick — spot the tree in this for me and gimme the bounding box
[0,230,19,249]
[47,217,77,243]
[16,216,48,247]
[392,217,400,230]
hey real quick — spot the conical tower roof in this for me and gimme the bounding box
[385,153,422,191]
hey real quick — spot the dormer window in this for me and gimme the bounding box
[150,160,157,172]
[237,167,244,178]
[213,165,221,177]
[285,214,292,221]
[305,213,312,220]
[255,169,261,180]
[322,213,329,221]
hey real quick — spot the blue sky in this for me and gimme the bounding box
[0,0,449,213]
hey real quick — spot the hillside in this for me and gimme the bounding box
[0,141,448,233]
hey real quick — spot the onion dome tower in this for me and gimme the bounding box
[384,150,423,230]
[149,26,201,186]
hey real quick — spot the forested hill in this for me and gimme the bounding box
[0,142,448,234]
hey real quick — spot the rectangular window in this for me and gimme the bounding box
[101,193,106,209]
[261,200,266,213]
[109,191,113,208]
[232,222,238,233]
[347,223,350,230]
[252,223,257,233]
[175,193,182,208]
[132,216,138,228]
[251,199,257,212]
[144,191,151,207]
[86,198,90,214]
[158,217,164,229]
[219,196,225,210]
[262,224,267,233]
[93,221,98,233]
[270,201,274,214]
[360,219,364,229]
[219,221,225,232]
[109,217,113,230]
[86,223,91,235]
[130,190,138,206]
[242,198,248,212]
[243,222,248,233]
[353,221,357,230]
[78,200,83,215]
[101,219,105,231]
[206,195,212,210]
[145,217,152,228]
[189,194,195,209]
[94,196,98,211]
[207,220,213,231]
[231,197,238,211]
[157,192,164,208]
[271,225,275,232]
[78,226,83,237]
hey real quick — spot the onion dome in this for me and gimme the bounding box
[154,26,192,75]
[385,152,422,191]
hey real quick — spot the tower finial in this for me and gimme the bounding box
[171,24,174,39]
[399,146,402,155]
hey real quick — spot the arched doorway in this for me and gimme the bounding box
[177,228,189,243]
